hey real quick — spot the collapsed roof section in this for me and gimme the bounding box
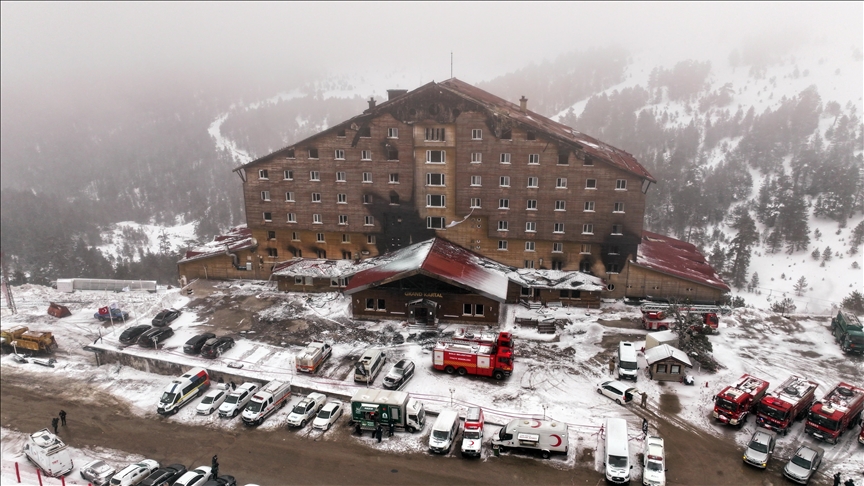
[178,225,256,263]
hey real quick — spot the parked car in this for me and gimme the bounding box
[782,444,824,484]
[137,327,175,348]
[184,333,216,355]
[173,466,212,486]
[197,388,229,415]
[140,464,187,486]
[119,325,151,345]
[80,459,116,486]
[201,476,236,486]
[287,392,327,428]
[218,382,260,418]
[382,359,415,389]
[151,309,181,327]
[642,435,666,486]
[201,336,235,358]
[312,401,343,431]
[109,459,159,486]
[597,380,637,405]
[742,429,777,469]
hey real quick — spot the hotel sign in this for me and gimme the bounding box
[404,292,443,298]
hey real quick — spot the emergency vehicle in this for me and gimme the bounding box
[640,304,722,332]
[713,374,770,426]
[756,375,818,435]
[432,331,513,380]
[295,341,332,373]
[461,406,485,458]
[242,380,291,426]
[23,429,73,477]
[156,367,210,415]
[805,382,864,444]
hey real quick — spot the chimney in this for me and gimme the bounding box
[519,96,528,113]
[368,97,376,110]
[387,89,408,101]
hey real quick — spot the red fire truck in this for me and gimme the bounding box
[433,331,513,380]
[640,304,722,333]
[712,374,770,426]
[805,382,864,444]
[756,375,818,435]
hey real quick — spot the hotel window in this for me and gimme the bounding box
[310,171,320,181]
[501,129,512,140]
[308,148,319,159]
[558,153,569,165]
[338,215,348,225]
[471,129,482,140]
[556,178,567,188]
[580,261,592,272]
[552,261,564,270]
[426,173,445,186]
[267,248,278,258]
[287,213,297,223]
[555,200,566,211]
[607,263,620,273]
[361,150,372,161]
[263,212,272,222]
[580,244,591,254]
[389,194,398,205]
[365,298,386,311]
[528,154,539,165]
[583,157,594,166]
[426,150,445,163]
[295,276,303,285]
[285,192,294,202]
[520,286,531,297]
[292,231,299,240]
[525,221,536,232]
[336,172,346,182]
[286,149,295,159]
[498,221,509,231]
[614,202,625,213]
[316,233,325,242]
[427,216,446,229]
[527,177,538,188]
[526,131,536,140]
[552,242,563,253]
[609,245,620,255]
[258,169,269,180]
[425,127,445,141]
[267,231,276,240]
[498,199,509,209]
[363,194,373,204]
[525,241,535,252]
[342,234,350,243]
[616,179,627,190]
[498,240,508,250]
[463,303,484,316]
[387,128,398,138]
[336,129,346,138]
[359,127,371,138]
[362,172,372,183]
[524,260,534,269]
[313,214,322,224]
[526,199,537,210]
[500,153,511,164]
[586,178,597,189]
[470,198,482,208]
[427,194,446,207]
[283,170,293,180]
[582,224,594,234]
[364,216,375,226]
[367,235,376,244]
[335,149,345,160]
[312,193,321,203]
[387,147,399,160]
[584,201,595,212]
[337,193,347,204]
[500,176,510,187]
[554,223,565,233]
[470,175,482,186]
[471,152,482,163]
[389,173,399,184]
[261,191,271,201]
[612,224,623,235]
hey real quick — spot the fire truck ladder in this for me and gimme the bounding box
[640,303,728,314]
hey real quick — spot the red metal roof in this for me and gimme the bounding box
[343,238,510,302]
[634,231,730,292]
[178,225,256,263]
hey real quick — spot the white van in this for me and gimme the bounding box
[618,342,639,381]
[353,348,386,383]
[23,429,74,477]
[491,418,569,459]
[604,418,632,484]
[428,409,460,454]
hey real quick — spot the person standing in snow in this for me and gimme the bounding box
[640,392,648,408]
[59,410,67,426]
[608,357,615,375]
[51,417,59,434]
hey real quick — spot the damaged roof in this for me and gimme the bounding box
[343,237,511,302]
[235,78,654,182]
[634,231,730,292]
[178,225,256,263]
[506,268,606,292]
[271,257,382,279]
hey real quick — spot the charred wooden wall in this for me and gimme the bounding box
[624,262,725,304]
[177,249,265,281]
[348,288,500,325]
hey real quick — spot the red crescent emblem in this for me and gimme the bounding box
[531,420,541,428]
[551,434,562,447]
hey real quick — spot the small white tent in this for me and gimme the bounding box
[645,330,679,350]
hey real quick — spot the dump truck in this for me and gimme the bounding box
[295,341,332,373]
[350,389,426,433]
[0,326,59,354]
[831,310,864,354]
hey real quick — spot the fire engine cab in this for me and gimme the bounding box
[805,382,864,444]
[756,375,818,435]
[433,331,513,380]
[713,374,770,426]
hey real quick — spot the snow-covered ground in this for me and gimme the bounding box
[1,281,862,484]
[97,221,199,262]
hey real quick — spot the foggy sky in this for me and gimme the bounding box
[2,2,862,99]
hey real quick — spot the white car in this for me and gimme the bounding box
[109,459,159,486]
[173,466,212,486]
[196,388,228,415]
[642,435,666,486]
[597,380,637,405]
[218,382,259,418]
[286,392,326,428]
[312,401,343,431]
[80,459,116,486]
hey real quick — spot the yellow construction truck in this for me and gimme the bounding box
[0,326,59,354]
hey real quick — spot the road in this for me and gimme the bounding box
[2,371,832,486]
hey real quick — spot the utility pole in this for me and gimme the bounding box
[1,252,17,315]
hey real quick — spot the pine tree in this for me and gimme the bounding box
[748,272,760,293]
[793,276,808,296]
[813,228,821,241]
[851,220,864,247]
[727,208,758,289]
[708,243,726,274]
[822,246,833,263]
[811,248,821,260]
[765,229,783,254]
[770,297,796,317]
[842,291,864,313]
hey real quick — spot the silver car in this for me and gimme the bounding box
[783,444,824,484]
[80,460,116,486]
[742,429,776,469]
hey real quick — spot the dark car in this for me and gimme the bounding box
[119,325,152,345]
[151,309,182,327]
[184,333,216,355]
[202,475,237,486]
[140,464,187,486]
[383,359,415,389]
[137,327,175,347]
[201,336,235,358]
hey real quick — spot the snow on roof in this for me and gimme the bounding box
[343,238,510,302]
[178,225,256,263]
[270,258,383,279]
[634,231,730,292]
[506,268,606,292]
[645,344,692,367]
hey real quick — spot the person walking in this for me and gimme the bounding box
[59,410,67,426]
[640,392,648,409]
[388,422,395,438]
[51,417,59,434]
[608,357,615,375]
[211,455,219,478]
[834,473,841,486]
[376,424,383,443]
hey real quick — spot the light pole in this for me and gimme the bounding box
[449,387,455,407]
[542,404,548,420]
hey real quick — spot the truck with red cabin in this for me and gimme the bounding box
[713,374,770,426]
[756,375,818,435]
[805,382,864,444]
[433,331,513,380]
[640,304,721,333]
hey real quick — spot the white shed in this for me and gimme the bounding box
[645,330,679,350]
